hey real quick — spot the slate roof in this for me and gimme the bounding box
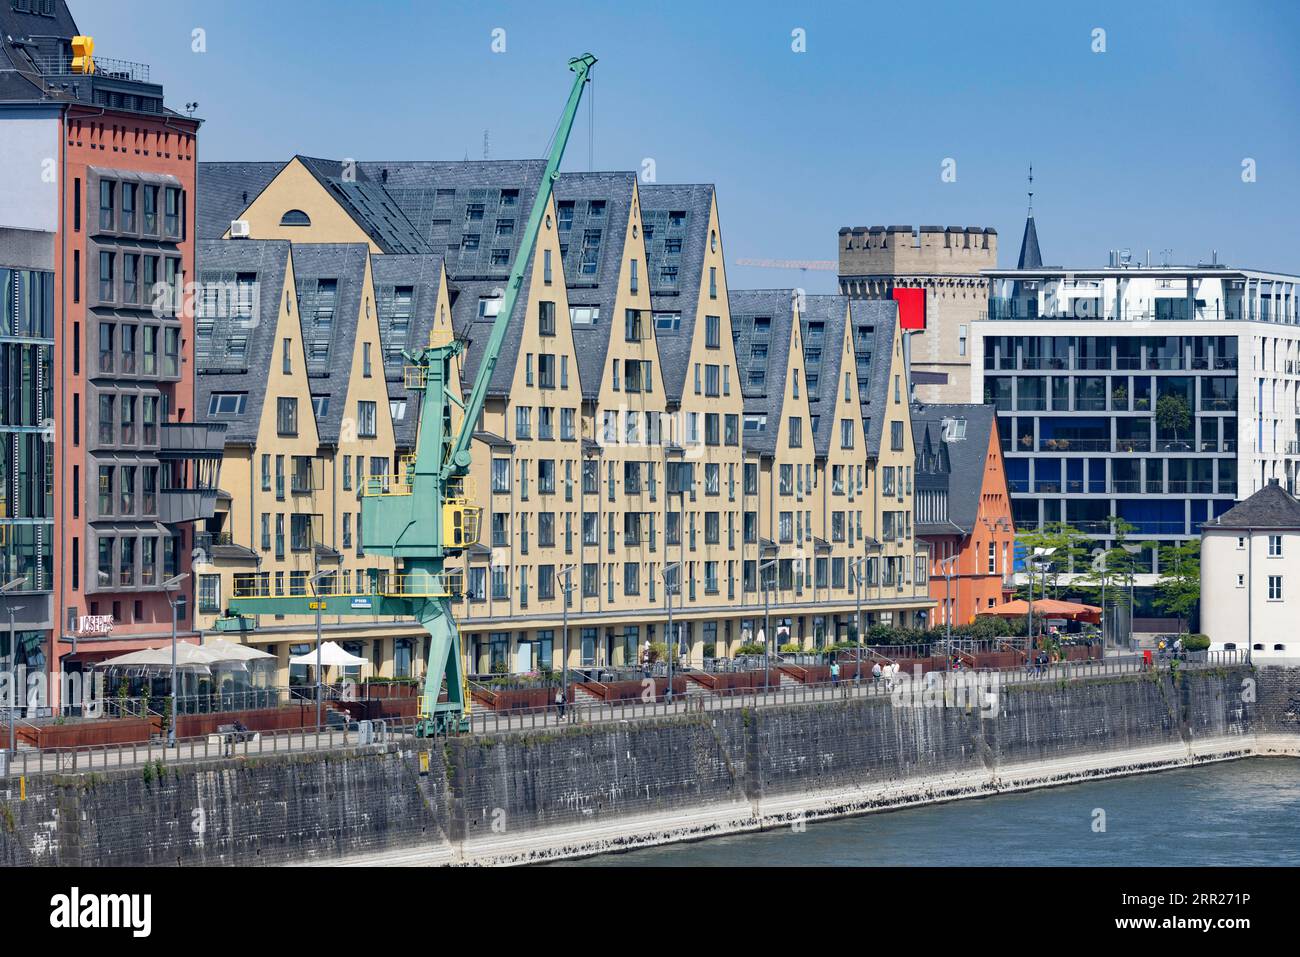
[355,159,547,278]
[1206,483,1300,530]
[640,183,715,402]
[0,1,88,104]
[0,2,181,116]
[372,253,446,448]
[194,239,294,445]
[449,274,534,398]
[196,162,283,239]
[730,289,799,457]
[849,299,901,457]
[553,171,638,399]
[289,243,372,444]
[1017,214,1042,269]
[296,157,431,255]
[799,294,851,457]
[911,402,998,536]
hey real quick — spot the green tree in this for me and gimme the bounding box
[1153,539,1200,631]
[1014,522,1092,600]
[1074,518,1154,612]
[1155,393,1191,446]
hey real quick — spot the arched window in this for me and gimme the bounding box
[280,209,311,226]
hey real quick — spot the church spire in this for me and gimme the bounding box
[1017,163,1042,269]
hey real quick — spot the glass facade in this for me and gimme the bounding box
[0,268,55,591]
[986,333,1241,571]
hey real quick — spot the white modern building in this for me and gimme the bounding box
[971,257,1300,599]
[1200,481,1300,663]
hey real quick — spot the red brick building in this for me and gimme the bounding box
[912,403,1016,627]
[0,0,218,710]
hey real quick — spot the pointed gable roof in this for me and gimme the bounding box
[1206,482,1300,530]
[910,402,997,535]
[194,239,294,445]
[372,253,446,448]
[553,171,639,399]
[730,289,799,457]
[289,243,372,443]
[849,299,901,457]
[799,294,851,457]
[640,183,715,401]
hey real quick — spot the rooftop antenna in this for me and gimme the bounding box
[1027,163,1034,215]
[185,101,198,117]
[482,129,490,160]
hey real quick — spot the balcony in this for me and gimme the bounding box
[158,489,219,524]
[159,422,227,457]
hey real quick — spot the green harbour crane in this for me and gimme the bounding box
[227,53,597,736]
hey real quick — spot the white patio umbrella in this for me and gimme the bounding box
[289,641,367,668]
[98,642,222,672]
[202,637,276,662]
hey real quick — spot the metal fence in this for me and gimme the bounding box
[1,649,1247,778]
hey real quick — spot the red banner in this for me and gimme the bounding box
[892,287,926,331]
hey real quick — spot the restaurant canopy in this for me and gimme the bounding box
[978,598,1102,624]
[289,641,367,668]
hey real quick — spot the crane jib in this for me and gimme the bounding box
[444,53,597,479]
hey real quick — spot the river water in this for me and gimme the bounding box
[563,758,1300,866]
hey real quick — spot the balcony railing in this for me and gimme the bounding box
[31,54,151,83]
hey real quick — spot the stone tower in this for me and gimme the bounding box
[837,225,997,404]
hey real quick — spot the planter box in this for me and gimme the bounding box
[19,718,153,749]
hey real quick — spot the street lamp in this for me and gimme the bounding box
[1026,548,1055,646]
[849,556,867,678]
[2,576,27,763]
[161,572,189,748]
[1119,543,1142,648]
[308,567,334,734]
[936,555,959,643]
[556,564,575,717]
[759,557,779,695]
[1091,547,1108,648]
[659,562,682,705]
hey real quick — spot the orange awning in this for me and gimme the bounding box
[978,598,1102,624]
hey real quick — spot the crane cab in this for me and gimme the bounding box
[442,477,481,549]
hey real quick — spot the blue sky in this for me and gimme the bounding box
[73,0,1300,293]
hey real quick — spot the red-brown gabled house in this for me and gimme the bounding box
[912,403,1016,628]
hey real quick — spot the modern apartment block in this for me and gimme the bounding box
[191,156,934,679]
[838,224,997,405]
[911,403,1016,625]
[0,0,215,705]
[972,256,1300,593]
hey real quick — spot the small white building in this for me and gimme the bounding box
[1200,481,1300,663]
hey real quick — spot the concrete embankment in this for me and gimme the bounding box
[1,666,1296,866]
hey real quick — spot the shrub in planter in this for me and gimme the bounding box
[779,642,802,654]
[735,642,765,656]
[1182,634,1211,652]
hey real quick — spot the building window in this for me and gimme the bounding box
[891,420,904,451]
[99,180,115,230]
[539,300,556,336]
[1268,535,1283,558]
[1268,575,1282,601]
[357,400,377,437]
[277,397,298,436]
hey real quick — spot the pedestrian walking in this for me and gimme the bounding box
[554,688,565,720]
[872,661,882,684]
[830,660,840,688]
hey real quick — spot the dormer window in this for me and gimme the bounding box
[280,209,311,227]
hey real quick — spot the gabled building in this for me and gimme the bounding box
[851,299,933,625]
[731,290,816,620]
[802,294,873,634]
[911,402,1016,627]
[192,239,433,683]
